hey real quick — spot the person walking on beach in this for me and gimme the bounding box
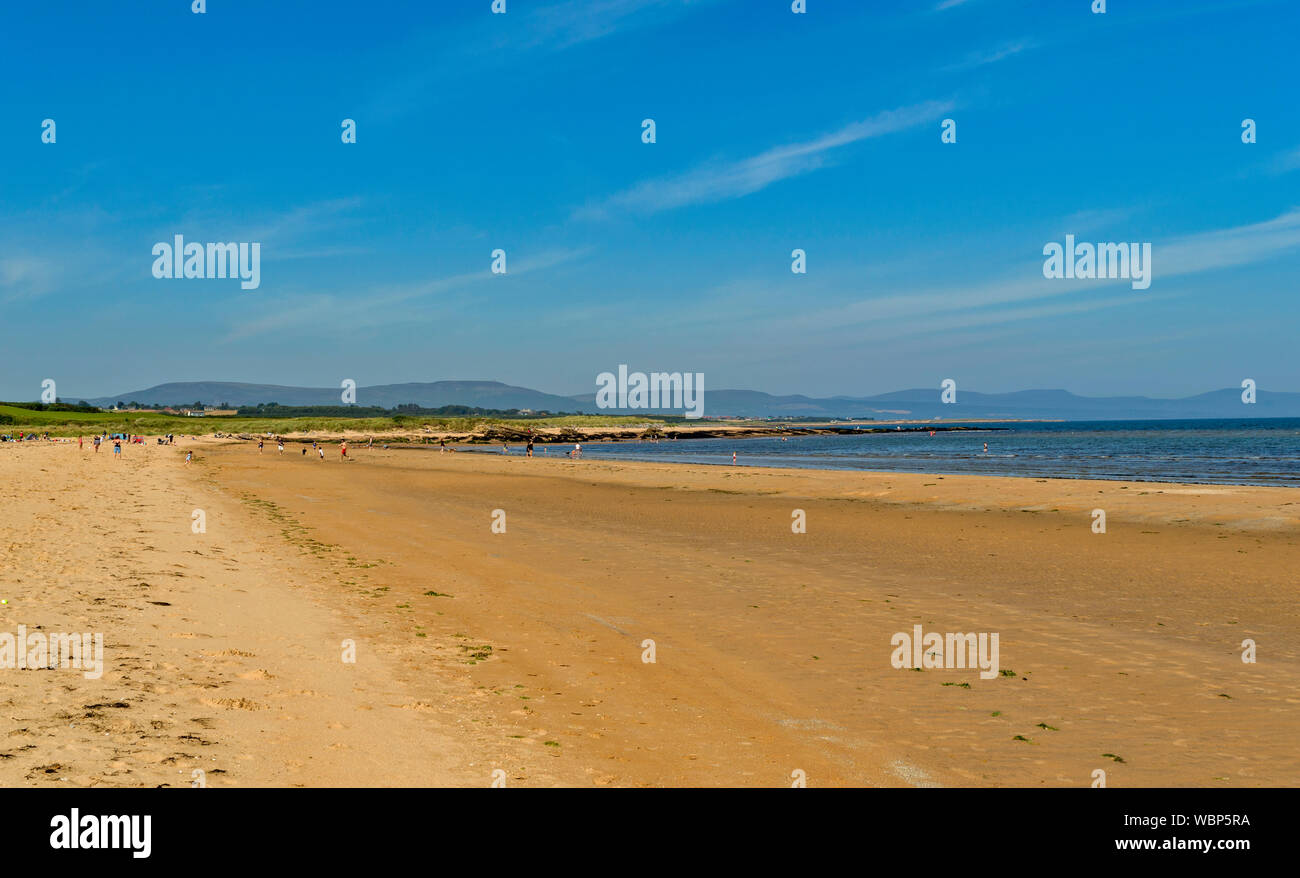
[258,439,264,454]
[113,439,122,460]
[93,435,101,453]
[526,438,534,458]
[185,450,192,464]
[341,442,348,461]
[318,446,325,460]
[278,440,284,454]
[78,436,83,450]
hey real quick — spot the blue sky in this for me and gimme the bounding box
[1,0,1297,400]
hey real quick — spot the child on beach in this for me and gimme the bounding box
[185,451,192,464]
[113,440,121,459]
[341,442,348,461]
[318,446,325,460]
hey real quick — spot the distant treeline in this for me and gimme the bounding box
[1,401,102,413]
[234,403,577,419]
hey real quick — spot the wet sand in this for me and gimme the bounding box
[3,437,1297,786]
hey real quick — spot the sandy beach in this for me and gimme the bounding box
[2,436,1297,787]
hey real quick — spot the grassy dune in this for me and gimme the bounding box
[0,404,664,438]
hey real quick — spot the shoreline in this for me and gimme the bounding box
[188,432,1300,492]
[449,443,1300,490]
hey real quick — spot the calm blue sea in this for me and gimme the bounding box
[567,419,1300,486]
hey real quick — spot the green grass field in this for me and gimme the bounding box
[0,404,664,438]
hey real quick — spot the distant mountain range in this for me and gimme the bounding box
[74,380,1300,421]
[71,379,1300,421]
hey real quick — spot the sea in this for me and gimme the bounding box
[564,419,1300,487]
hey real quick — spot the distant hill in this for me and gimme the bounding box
[568,386,1300,419]
[84,380,585,413]
[78,381,1300,420]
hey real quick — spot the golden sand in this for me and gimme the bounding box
[2,437,1296,786]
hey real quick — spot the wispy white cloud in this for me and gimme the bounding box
[222,247,591,342]
[575,100,955,219]
[1270,146,1300,174]
[371,0,728,119]
[0,209,137,305]
[942,39,1036,72]
[1059,207,1138,236]
[243,198,364,245]
[1156,207,1300,276]
[608,207,1300,348]
[521,0,724,50]
[0,256,57,303]
[802,208,1300,334]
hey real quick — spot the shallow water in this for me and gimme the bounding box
[562,419,1300,486]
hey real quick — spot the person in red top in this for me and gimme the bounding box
[341,442,348,461]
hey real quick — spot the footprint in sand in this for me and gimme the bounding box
[201,697,267,711]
